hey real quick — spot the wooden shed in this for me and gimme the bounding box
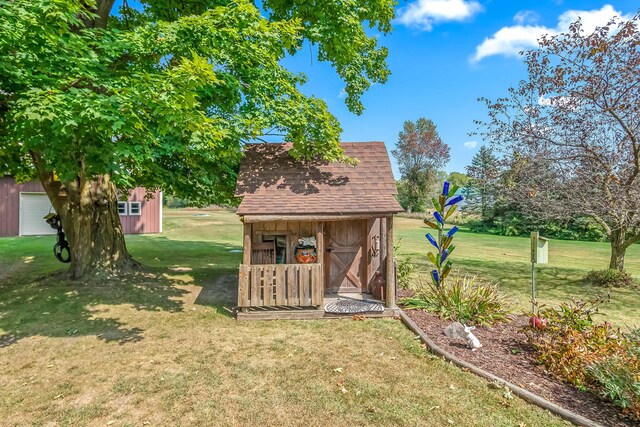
[234,142,403,319]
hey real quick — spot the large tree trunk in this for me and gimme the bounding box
[609,229,626,271]
[61,177,139,279]
[32,153,139,279]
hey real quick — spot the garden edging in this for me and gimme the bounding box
[398,310,604,427]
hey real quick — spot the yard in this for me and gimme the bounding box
[2,209,633,426]
[395,216,640,327]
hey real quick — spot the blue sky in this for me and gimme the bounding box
[280,0,639,177]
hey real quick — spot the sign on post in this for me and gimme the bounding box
[530,232,549,314]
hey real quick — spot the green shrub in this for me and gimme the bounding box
[393,239,416,290]
[536,297,603,332]
[468,212,608,242]
[467,218,491,233]
[165,196,189,208]
[584,269,635,288]
[401,273,512,326]
[588,356,640,416]
[396,256,415,289]
[626,328,640,357]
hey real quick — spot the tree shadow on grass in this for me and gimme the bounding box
[0,239,244,348]
[0,270,188,348]
[126,237,243,318]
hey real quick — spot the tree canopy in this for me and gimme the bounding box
[0,0,396,277]
[478,13,640,270]
[465,146,499,218]
[392,118,450,213]
[0,0,395,204]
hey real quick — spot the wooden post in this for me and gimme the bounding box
[238,264,250,307]
[242,221,251,265]
[240,220,252,309]
[385,216,395,308]
[364,219,371,292]
[316,222,325,307]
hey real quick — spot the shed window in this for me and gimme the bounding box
[262,235,287,264]
[117,202,128,215]
[129,201,142,216]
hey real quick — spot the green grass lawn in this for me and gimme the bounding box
[0,209,567,426]
[395,216,640,327]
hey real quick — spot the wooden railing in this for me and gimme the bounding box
[238,263,323,308]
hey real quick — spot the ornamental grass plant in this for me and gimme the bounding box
[402,273,512,326]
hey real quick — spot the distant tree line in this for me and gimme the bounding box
[392,122,611,244]
[463,147,608,242]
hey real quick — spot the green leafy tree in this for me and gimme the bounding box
[396,179,427,213]
[446,171,470,190]
[0,0,395,278]
[392,118,450,213]
[465,146,500,219]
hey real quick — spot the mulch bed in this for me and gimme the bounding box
[402,309,636,427]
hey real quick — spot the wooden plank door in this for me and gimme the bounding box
[325,220,366,293]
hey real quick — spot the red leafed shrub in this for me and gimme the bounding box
[525,297,640,420]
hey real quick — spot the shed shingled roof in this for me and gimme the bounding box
[235,142,403,216]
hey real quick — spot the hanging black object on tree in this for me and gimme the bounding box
[44,213,71,263]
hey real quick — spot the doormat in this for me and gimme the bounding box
[324,299,384,314]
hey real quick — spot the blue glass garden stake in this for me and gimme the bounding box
[424,181,464,289]
[425,233,439,250]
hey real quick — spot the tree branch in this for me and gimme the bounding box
[589,214,612,237]
[29,151,66,215]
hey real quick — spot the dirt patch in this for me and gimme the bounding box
[193,274,237,309]
[404,309,636,427]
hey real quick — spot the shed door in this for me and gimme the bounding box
[325,220,366,293]
[20,193,55,236]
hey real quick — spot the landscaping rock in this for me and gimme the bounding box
[444,321,466,340]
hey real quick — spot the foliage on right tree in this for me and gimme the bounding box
[478,13,640,271]
[392,118,450,213]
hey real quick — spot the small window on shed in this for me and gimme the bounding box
[118,202,128,215]
[262,235,287,264]
[129,201,142,216]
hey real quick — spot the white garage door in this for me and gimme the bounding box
[20,193,56,236]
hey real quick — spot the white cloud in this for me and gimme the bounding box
[538,95,552,106]
[397,0,483,31]
[513,10,539,25]
[338,88,347,99]
[471,5,630,63]
[464,140,478,148]
[538,95,575,109]
[472,25,549,61]
[556,5,624,33]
